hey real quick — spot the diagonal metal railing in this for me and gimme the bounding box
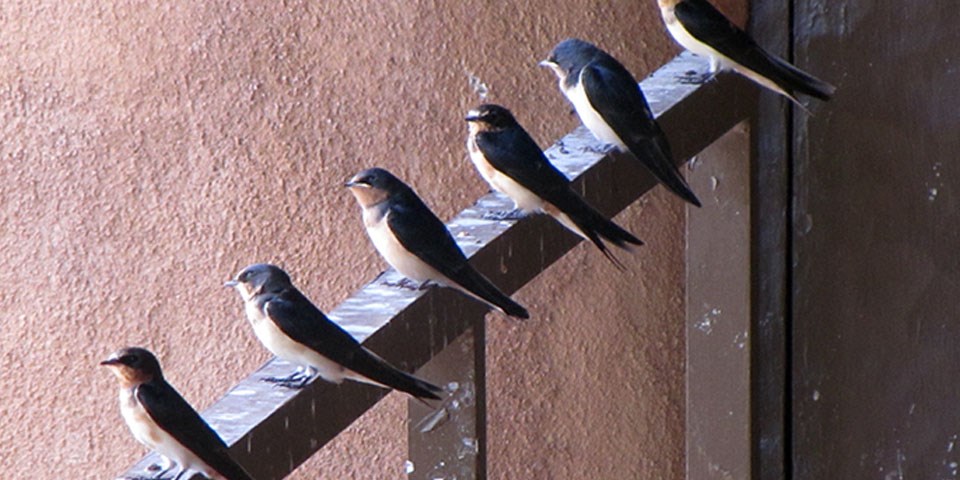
[119,52,757,480]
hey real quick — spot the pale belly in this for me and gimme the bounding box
[119,389,218,477]
[467,144,545,212]
[365,210,445,283]
[661,7,787,96]
[564,77,626,149]
[662,8,727,69]
[248,307,348,383]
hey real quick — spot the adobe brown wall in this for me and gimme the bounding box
[0,0,743,478]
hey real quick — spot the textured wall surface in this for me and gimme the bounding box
[0,0,742,478]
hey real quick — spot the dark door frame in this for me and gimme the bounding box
[750,0,793,479]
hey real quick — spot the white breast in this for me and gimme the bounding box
[364,209,445,283]
[564,74,627,149]
[467,140,545,212]
[246,302,349,383]
[661,7,727,69]
[661,7,790,96]
[119,388,219,478]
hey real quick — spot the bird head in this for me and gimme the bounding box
[344,167,405,208]
[540,38,600,80]
[100,347,162,387]
[465,104,519,133]
[224,263,292,301]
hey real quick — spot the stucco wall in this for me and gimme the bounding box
[0,0,743,478]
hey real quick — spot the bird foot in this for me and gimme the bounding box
[583,142,618,155]
[482,208,527,221]
[138,460,176,480]
[263,372,312,389]
[677,70,716,85]
[382,277,428,291]
[122,469,174,480]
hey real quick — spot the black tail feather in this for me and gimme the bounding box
[361,356,444,401]
[645,157,702,207]
[771,54,836,101]
[627,139,702,207]
[451,267,530,319]
[391,370,444,401]
[565,202,643,269]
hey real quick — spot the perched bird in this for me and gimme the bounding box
[225,263,443,399]
[465,103,643,268]
[100,347,254,480]
[658,0,835,104]
[345,167,529,319]
[540,38,702,207]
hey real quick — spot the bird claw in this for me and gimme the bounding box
[482,209,527,221]
[263,371,312,389]
[136,459,176,480]
[382,277,427,291]
[677,70,716,85]
[123,469,174,480]
[584,142,618,155]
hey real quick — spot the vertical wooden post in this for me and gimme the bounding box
[686,123,752,480]
[749,1,792,478]
[407,317,486,480]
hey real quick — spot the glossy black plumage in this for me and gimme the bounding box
[670,0,835,101]
[263,285,443,400]
[467,104,642,268]
[136,380,255,480]
[347,168,530,319]
[543,38,702,207]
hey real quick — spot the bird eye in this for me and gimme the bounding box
[120,355,137,365]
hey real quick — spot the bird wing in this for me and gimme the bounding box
[673,0,758,57]
[385,193,471,279]
[674,0,834,100]
[475,127,583,211]
[478,126,642,266]
[579,58,662,149]
[136,381,254,480]
[264,288,369,365]
[265,289,442,399]
[386,194,529,319]
[580,59,700,206]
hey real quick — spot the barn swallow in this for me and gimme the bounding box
[465,104,643,268]
[100,347,254,480]
[345,167,530,319]
[658,0,835,104]
[225,263,443,398]
[540,38,702,207]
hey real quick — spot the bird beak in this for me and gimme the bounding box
[223,280,238,288]
[344,177,368,188]
[465,111,481,122]
[99,358,120,366]
[538,59,555,68]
